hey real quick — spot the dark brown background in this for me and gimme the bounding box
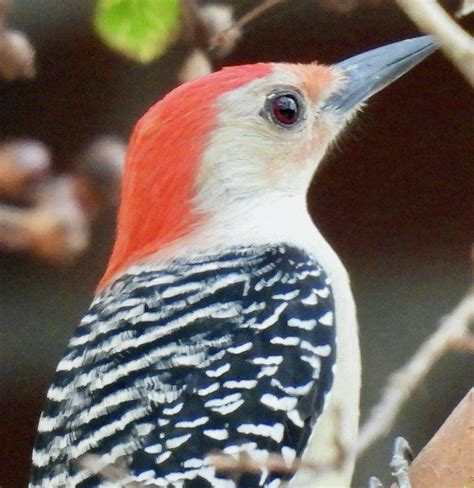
[0,1,473,486]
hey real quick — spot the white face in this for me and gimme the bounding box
[193,63,348,215]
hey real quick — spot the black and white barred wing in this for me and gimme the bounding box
[31,245,336,488]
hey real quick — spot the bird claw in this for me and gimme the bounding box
[368,476,384,488]
[390,436,413,488]
[368,436,413,488]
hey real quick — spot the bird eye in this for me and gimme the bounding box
[265,91,303,128]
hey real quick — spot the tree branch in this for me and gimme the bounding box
[404,389,473,487]
[357,290,474,457]
[395,0,474,86]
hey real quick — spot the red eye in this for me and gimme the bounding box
[271,93,301,126]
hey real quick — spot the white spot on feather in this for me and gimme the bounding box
[166,433,192,449]
[237,423,284,443]
[227,342,252,354]
[319,311,334,326]
[175,416,209,428]
[204,429,229,440]
[287,318,317,330]
[206,363,231,377]
[260,393,297,411]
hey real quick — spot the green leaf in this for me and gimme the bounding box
[94,0,181,63]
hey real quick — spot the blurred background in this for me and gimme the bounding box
[0,0,472,486]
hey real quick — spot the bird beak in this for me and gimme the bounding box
[322,36,437,113]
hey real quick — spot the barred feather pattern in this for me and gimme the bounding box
[30,245,336,488]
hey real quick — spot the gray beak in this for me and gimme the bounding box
[323,36,438,113]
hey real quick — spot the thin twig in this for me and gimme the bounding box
[456,0,474,18]
[451,333,474,353]
[208,447,345,478]
[395,0,474,86]
[229,0,285,32]
[356,290,474,457]
[210,0,285,55]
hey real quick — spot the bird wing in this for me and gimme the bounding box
[31,245,336,488]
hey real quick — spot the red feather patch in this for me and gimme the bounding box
[98,63,272,291]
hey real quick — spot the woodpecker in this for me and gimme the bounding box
[31,37,436,488]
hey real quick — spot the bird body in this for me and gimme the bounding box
[31,37,436,487]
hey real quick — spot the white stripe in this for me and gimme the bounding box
[183,458,205,468]
[31,447,60,468]
[71,406,148,457]
[136,421,155,436]
[63,338,229,397]
[175,416,209,428]
[197,382,220,396]
[70,388,143,428]
[271,290,300,300]
[301,354,322,370]
[270,336,300,346]
[255,270,283,291]
[237,423,284,442]
[319,311,334,326]
[222,442,257,455]
[156,450,172,464]
[301,292,318,305]
[37,415,59,433]
[145,443,163,454]
[257,365,279,378]
[135,469,155,482]
[205,393,242,408]
[315,344,332,356]
[287,317,317,330]
[252,303,288,330]
[267,479,283,488]
[287,409,304,428]
[166,433,192,449]
[223,379,257,389]
[281,446,297,466]
[260,393,297,411]
[173,352,206,366]
[301,340,332,357]
[158,273,246,316]
[251,355,283,366]
[79,312,98,326]
[166,472,185,484]
[296,269,320,280]
[206,363,231,377]
[316,286,330,298]
[138,273,181,288]
[242,302,265,314]
[178,256,251,274]
[91,303,235,360]
[272,378,314,396]
[161,281,204,298]
[227,342,252,354]
[211,399,244,415]
[203,428,229,440]
[163,402,184,415]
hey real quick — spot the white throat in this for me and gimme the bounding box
[134,192,349,291]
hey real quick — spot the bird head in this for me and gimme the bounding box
[98,36,436,291]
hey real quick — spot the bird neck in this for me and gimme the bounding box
[131,193,320,266]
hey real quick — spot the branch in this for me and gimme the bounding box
[0,137,125,263]
[357,290,474,457]
[0,0,36,80]
[395,0,474,86]
[405,389,473,487]
[209,0,284,57]
[0,140,51,200]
